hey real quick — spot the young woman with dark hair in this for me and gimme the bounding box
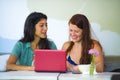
[6,12,57,71]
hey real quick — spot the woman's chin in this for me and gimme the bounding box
[72,39,81,43]
[72,40,77,42]
[41,35,47,38]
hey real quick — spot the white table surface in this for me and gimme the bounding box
[0,71,120,80]
[59,72,120,80]
[0,71,60,80]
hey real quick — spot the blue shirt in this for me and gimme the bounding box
[11,41,57,66]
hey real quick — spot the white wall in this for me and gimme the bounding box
[0,0,120,56]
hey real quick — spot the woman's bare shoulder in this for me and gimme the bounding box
[93,40,104,55]
[62,41,71,50]
[93,40,102,49]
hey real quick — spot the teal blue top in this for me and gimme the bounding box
[11,40,57,66]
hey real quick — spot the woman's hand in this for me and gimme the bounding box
[72,65,80,73]
[26,66,35,71]
[66,61,80,73]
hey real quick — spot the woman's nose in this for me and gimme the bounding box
[43,26,48,31]
[71,31,75,36]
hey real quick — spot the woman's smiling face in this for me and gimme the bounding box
[35,19,48,38]
[69,23,83,42]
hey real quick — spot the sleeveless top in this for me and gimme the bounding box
[67,55,78,66]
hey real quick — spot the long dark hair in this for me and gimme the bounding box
[20,12,50,49]
[67,14,94,64]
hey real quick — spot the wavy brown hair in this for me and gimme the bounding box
[67,14,94,64]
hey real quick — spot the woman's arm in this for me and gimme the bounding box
[6,55,34,71]
[62,41,72,70]
[62,41,80,72]
[93,41,104,72]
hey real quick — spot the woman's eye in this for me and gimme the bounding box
[40,25,44,27]
[45,24,48,27]
[75,31,79,33]
[69,29,72,32]
[40,24,47,27]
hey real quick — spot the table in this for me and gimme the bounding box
[59,72,120,80]
[0,71,120,80]
[0,71,60,80]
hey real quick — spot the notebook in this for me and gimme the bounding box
[34,49,67,72]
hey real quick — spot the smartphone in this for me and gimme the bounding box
[72,71,81,74]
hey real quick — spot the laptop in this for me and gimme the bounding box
[34,49,67,72]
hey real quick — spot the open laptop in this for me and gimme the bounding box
[34,49,67,72]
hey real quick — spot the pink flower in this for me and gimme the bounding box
[88,49,99,75]
[88,49,99,57]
